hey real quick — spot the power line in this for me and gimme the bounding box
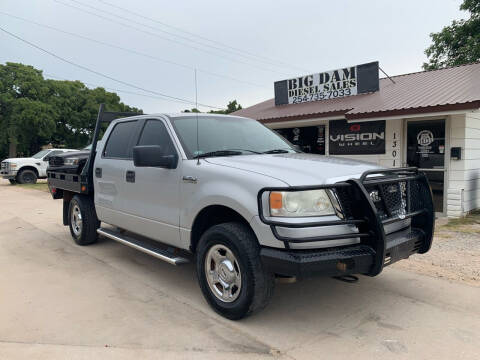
[0,11,268,89]
[55,0,289,76]
[96,0,310,73]
[0,26,223,110]
[44,72,197,105]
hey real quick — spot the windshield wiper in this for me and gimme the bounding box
[194,150,243,159]
[227,149,261,154]
[262,149,291,154]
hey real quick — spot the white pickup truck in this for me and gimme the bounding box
[1,148,78,184]
[47,106,435,320]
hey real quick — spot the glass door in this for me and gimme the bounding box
[406,120,446,213]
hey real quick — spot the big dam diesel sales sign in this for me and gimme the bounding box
[274,61,379,106]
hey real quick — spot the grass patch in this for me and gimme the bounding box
[16,182,49,192]
[442,210,480,229]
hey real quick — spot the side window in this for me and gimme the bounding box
[137,120,176,154]
[47,150,61,157]
[103,121,138,159]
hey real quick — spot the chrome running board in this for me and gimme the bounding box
[97,228,189,265]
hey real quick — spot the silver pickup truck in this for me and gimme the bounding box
[47,106,435,320]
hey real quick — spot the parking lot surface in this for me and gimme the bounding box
[1,180,479,359]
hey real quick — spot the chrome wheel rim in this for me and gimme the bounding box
[205,244,242,303]
[71,204,83,236]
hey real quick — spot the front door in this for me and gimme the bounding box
[127,118,182,247]
[406,119,446,213]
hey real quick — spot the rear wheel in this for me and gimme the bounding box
[196,222,274,320]
[16,169,37,184]
[68,195,100,245]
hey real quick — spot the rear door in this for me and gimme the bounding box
[93,119,141,226]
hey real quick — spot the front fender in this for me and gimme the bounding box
[179,160,287,248]
[182,180,258,229]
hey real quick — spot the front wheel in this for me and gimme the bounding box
[68,195,100,245]
[196,222,274,320]
[16,169,37,184]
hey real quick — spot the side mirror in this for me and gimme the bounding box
[43,156,50,162]
[133,145,178,169]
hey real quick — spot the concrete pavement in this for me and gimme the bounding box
[0,180,479,359]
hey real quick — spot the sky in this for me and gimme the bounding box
[0,0,467,113]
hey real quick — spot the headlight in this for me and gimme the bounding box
[269,189,335,217]
[64,158,80,166]
[9,163,17,169]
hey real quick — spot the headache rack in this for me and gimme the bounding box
[257,167,435,276]
[47,104,142,197]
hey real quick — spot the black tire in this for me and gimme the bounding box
[196,222,275,320]
[68,195,100,246]
[8,179,16,185]
[16,169,37,184]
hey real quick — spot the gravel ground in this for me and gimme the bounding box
[393,214,480,287]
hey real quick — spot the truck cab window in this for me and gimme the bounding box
[137,120,176,154]
[103,120,138,159]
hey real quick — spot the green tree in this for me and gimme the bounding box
[0,62,141,160]
[0,63,55,157]
[183,100,242,114]
[46,80,141,149]
[423,0,480,70]
[210,100,242,114]
[182,108,201,113]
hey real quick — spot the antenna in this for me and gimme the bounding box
[195,68,200,165]
[379,66,396,84]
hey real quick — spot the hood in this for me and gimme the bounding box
[56,150,90,159]
[205,153,381,186]
[2,157,36,163]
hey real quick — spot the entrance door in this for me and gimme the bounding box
[275,125,326,154]
[406,119,446,213]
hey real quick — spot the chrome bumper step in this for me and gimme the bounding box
[97,228,189,265]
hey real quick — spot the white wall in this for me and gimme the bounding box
[448,111,480,217]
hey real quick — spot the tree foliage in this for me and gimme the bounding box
[0,62,141,159]
[423,0,480,70]
[183,100,242,114]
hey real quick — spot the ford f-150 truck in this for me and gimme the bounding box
[1,148,78,184]
[47,105,434,320]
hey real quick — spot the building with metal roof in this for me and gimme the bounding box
[234,62,480,217]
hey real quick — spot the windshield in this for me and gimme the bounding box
[32,150,51,159]
[171,116,296,158]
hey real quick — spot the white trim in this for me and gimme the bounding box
[346,109,476,123]
[265,116,344,129]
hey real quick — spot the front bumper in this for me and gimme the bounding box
[1,162,17,179]
[258,168,435,277]
[0,171,17,179]
[261,227,424,278]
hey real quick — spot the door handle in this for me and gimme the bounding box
[182,175,197,183]
[95,168,102,178]
[126,170,135,183]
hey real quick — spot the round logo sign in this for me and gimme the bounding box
[417,130,434,146]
